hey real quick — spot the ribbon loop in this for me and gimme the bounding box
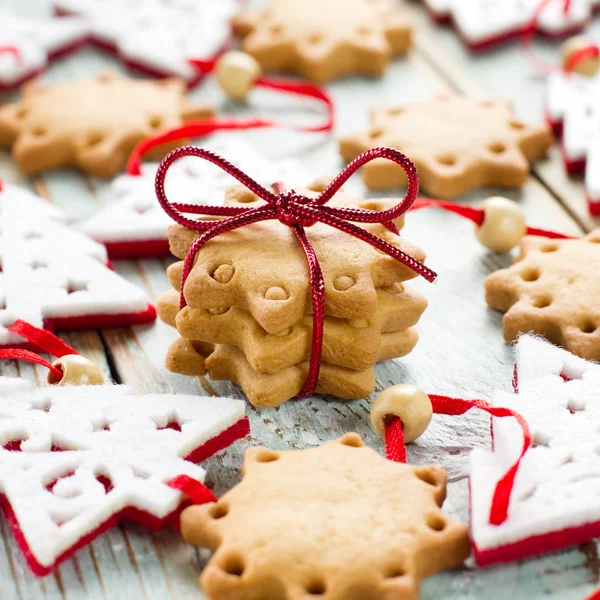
[155,146,436,398]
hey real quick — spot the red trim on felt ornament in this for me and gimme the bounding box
[2,417,249,575]
[384,394,531,526]
[154,146,436,399]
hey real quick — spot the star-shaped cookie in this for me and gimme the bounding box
[0,72,213,177]
[485,230,600,360]
[233,0,412,83]
[181,434,470,599]
[158,283,424,373]
[167,186,426,334]
[339,95,553,198]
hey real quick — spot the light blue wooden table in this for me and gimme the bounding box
[0,0,598,598]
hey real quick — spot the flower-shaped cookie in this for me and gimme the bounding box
[0,72,213,177]
[485,230,600,360]
[233,0,412,82]
[339,95,553,198]
[181,434,470,598]
[167,187,426,334]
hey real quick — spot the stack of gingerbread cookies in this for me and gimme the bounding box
[158,184,428,407]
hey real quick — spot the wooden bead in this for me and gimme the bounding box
[47,355,105,386]
[370,384,432,443]
[214,51,262,101]
[475,196,526,253]
[560,36,600,77]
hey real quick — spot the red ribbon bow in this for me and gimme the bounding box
[155,146,436,398]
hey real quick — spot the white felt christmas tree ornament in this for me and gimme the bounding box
[79,138,309,259]
[545,70,600,215]
[470,335,600,565]
[53,0,237,86]
[422,0,600,51]
[0,10,87,91]
[0,183,156,348]
[0,376,248,574]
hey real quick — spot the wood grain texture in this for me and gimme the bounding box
[0,0,598,598]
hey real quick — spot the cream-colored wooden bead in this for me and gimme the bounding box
[370,384,432,443]
[214,51,262,101]
[475,196,526,253]
[560,35,600,77]
[47,355,105,386]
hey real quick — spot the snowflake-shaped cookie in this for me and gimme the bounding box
[422,0,598,50]
[166,338,382,407]
[0,10,87,91]
[168,187,426,335]
[340,95,553,198]
[485,230,600,360]
[0,377,248,574]
[54,0,237,85]
[158,282,425,373]
[471,335,600,565]
[0,72,213,177]
[181,434,469,598]
[233,0,412,83]
[78,138,310,259]
[545,71,600,215]
[0,184,154,348]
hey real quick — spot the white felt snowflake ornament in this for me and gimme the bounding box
[78,138,310,259]
[0,184,155,348]
[470,335,600,565]
[0,10,87,91]
[422,0,599,50]
[54,0,237,85]
[0,377,247,574]
[545,70,600,215]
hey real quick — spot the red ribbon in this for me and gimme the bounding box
[166,474,217,504]
[521,0,599,74]
[126,61,334,177]
[0,319,79,381]
[155,146,436,399]
[384,394,531,526]
[0,45,21,64]
[410,197,575,240]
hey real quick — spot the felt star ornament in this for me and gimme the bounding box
[53,0,237,86]
[471,334,600,565]
[545,71,600,215]
[0,10,87,91]
[79,138,310,259]
[0,183,156,349]
[422,0,599,51]
[0,376,248,574]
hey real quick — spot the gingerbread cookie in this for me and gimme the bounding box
[485,230,600,360]
[167,340,390,407]
[181,434,470,598]
[168,187,426,335]
[0,72,213,177]
[339,95,553,198]
[233,0,412,83]
[158,284,425,373]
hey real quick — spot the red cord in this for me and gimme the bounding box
[167,474,217,504]
[411,197,574,240]
[126,60,334,177]
[8,320,77,357]
[155,146,435,399]
[0,348,63,381]
[384,394,531,527]
[0,45,21,65]
[0,320,82,382]
[521,0,598,75]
